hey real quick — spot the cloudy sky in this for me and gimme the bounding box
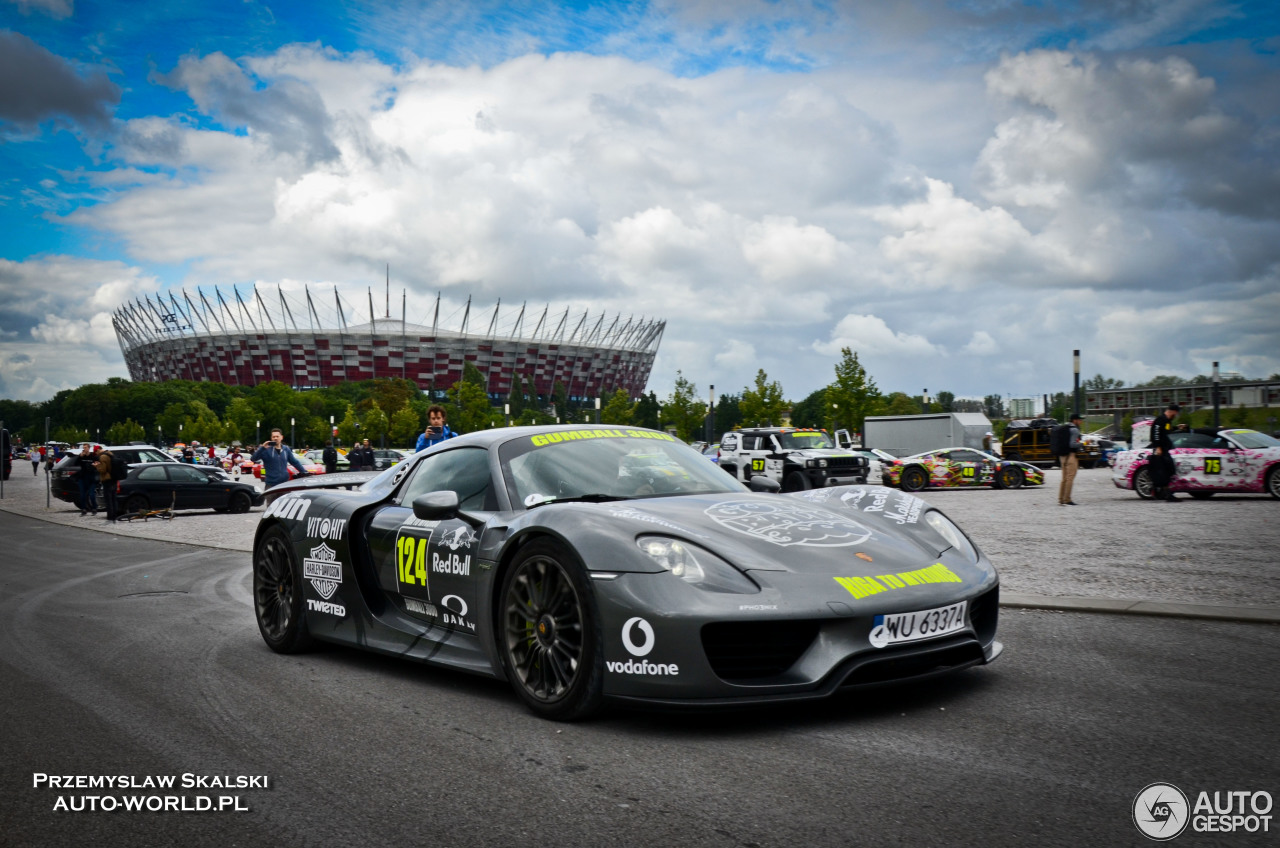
[2,0,1278,405]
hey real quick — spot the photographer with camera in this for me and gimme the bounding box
[415,405,457,451]
[252,427,308,489]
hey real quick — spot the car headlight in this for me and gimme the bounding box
[923,510,979,564]
[636,536,760,594]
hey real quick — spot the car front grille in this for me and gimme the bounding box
[701,620,821,681]
[838,637,985,687]
[826,456,868,471]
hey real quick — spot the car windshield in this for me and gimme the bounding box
[1226,430,1280,449]
[499,430,742,507]
[776,431,834,449]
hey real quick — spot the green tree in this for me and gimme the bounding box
[390,404,421,447]
[601,389,634,426]
[156,402,189,439]
[633,391,660,430]
[826,348,881,436]
[184,400,227,445]
[363,401,390,446]
[551,380,569,421]
[223,397,262,445]
[884,392,921,415]
[661,372,708,442]
[738,369,787,427]
[337,404,360,445]
[507,373,526,419]
[1083,374,1124,391]
[935,390,955,413]
[106,418,147,445]
[788,387,828,430]
[463,361,487,391]
[52,425,90,444]
[448,380,493,434]
[711,392,742,436]
[1228,404,1250,427]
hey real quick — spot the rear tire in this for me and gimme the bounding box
[498,539,603,721]
[998,466,1025,489]
[1134,467,1155,499]
[1267,466,1279,500]
[253,525,314,653]
[900,467,927,493]
[124,494,149,514]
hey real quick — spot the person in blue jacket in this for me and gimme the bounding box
[252,428,308,488]
[415,405,457,452]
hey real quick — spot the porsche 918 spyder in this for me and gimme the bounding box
[252,426,1002,720]
[882,447,1045,493]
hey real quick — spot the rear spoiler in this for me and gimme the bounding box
[262,471,380,503]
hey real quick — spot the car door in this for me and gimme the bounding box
[366,447,494,636]
[947,448,993,486]
[166,463,217,508]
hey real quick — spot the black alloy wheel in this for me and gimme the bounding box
[783,471,811,492]
[253,526,313,653]
[498,539,603,721]
[229,491,252,514]
[1267,467,1280,500]
[899,467,928,493]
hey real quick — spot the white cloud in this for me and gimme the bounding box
[963,331,999,356]
[814,313,943,359]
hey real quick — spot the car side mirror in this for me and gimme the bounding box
[748,476,781,493]
[412,491,460,521]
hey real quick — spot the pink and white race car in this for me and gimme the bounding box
[1111,427,1280,499]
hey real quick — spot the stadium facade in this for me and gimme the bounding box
[112,285,664,400]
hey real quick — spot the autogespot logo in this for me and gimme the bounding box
[1134,783,1190,841]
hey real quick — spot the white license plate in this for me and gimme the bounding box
[869,601,967,649]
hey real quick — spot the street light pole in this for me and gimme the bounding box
[1073,349,1081,418]
[921,389,930,414]
[1212,361,1220,429]
[256,420,260,445]
[594,396,601,424]
[708,384,715,443]
[291,416,296,447]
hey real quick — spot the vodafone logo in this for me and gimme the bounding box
[622,617,655,657]
[608,617,678,677]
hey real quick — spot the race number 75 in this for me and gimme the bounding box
[1204,457,1222,474]
[397,535,428,587]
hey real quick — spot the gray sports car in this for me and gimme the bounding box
[253,425,1002,720]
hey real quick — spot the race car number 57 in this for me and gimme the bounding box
[869,601,966,649]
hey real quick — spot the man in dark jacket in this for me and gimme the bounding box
[1149,404,1181,501]
[322,440,339,474]
[95,448,121,521]
[74,444,100,515]
[357,439,376,470]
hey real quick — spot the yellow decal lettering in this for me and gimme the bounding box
[835,563,962,600]
[835,576,888,600]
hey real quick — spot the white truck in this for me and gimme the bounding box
[861,413,994,458]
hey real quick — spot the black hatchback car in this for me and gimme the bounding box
[51,445,173,505]
[117,462,264,514]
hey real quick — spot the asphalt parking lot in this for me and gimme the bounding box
[1,463,1276,612]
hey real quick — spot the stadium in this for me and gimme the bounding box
[112,285,664,400]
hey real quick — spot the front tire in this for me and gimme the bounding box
[900,467,928,493]
[498,539,603,721]
[783,471,811,493]
[1267,466,1280,500]
[253,525,313,653]
[1134,467,1155,499]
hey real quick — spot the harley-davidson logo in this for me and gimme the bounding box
[303,542,342,600]
[704,500,872,547]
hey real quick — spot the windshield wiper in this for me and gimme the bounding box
[526,493,632,509]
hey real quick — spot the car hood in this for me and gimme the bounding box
[545,486,974,579]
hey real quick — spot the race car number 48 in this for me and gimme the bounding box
[869,601,967,649]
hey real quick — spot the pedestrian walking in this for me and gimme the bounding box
[1058,414,1084,506]
[31,446,42,475]
[322,440,338,474]
[1149,403,1181,501]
